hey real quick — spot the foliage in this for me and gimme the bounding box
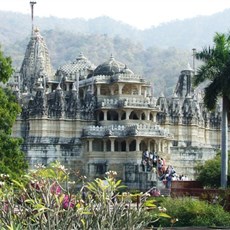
[195,152,230,188]
[0,88,21,134]
[194,32,230,110]
[0,162,165,230]
[0,46,14,83]
[0,47,27,179]
[194,32,230,188]
[158,197,230,227]
[0,133,27,179]
[2,10,230,51]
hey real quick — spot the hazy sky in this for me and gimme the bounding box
[1,0,230,29]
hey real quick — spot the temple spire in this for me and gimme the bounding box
[30,1,37,31]
[192,48,196,75]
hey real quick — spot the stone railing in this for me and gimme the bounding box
[97,98,157,109]
[79,74,148,85]
[122,98,156,108]
[111,74,145,83]
[82,124,172,138]
[126,124,171,137]
[82,125,126,137]
[97,98,119,108]
[93,75,110,83]
[79,77,95,86]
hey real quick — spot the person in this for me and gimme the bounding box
[152,152,158,167]
[149,152,153,160]
[150,187,160,197]
[147,159,153,171]
[143,149,149,159]
[165,165,175,189]
[165,173,173,189]
[150,167,157,181]
[157,157,164,175]
[142,159,147,172]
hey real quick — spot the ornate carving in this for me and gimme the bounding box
[29,89,47,117]
[66,90,80,119]
[48,89,64,118]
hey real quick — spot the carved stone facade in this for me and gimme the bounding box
[9,27,222,189]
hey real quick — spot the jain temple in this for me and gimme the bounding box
[8,25,223,190]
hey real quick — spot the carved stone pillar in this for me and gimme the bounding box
[167,141,171,154]
[126,141,129,152]
[66,83,70,91]
[110,138,115,152]
[136,139,140,151]
[126,110,131,120]
[88,139,93,152]
[118,85,122,95]
[146,111,150,121]
[103,140,107,152]
[104,110,107,121]
[96,85,101,96]
[153,113,157,123]
[144,88,147,97]
[155,140,160,153]
[110,87,114,95]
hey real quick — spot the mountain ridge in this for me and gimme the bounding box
[1,9,230,96]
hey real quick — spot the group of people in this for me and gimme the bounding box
[141,149,176,188]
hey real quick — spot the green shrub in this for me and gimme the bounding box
[0,162,162,229]
[157,197,230,227]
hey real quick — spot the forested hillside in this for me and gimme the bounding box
[1,9,230,95]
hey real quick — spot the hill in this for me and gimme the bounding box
[1,9,230,95]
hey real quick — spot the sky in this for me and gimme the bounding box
[1,0,230,29]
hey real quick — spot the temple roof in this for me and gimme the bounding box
[57,53,95,79]
[20,27,54,91]
[93,55,133,76]
[20,28,54,77]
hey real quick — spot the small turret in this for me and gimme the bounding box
[174,63,194,99]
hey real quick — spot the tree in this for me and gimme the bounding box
[193,32,230,188]
[0,46,28,179]
[196,152,230,188]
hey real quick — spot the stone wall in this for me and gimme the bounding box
[170,146,217,179]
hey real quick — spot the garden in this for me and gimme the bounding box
[1,161,230,230]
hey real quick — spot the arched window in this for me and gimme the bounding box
[129,111,139,120]
[129,140,136,151]
[108,110,119,120]
[140,140,147,152]
[106,140,111,151]
[141,112,146,120]
[150,113,153,121]
[99,111,104,121]
[121,140,126,151]
[101,85,110,95]
[112,84,119,95]
[92,139,104,151]
[121,111,126,120]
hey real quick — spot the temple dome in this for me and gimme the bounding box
[121,65,134,75]
[57,53,95,80]
[93,55,128,76]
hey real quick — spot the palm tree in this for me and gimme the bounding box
[193,32,230,188]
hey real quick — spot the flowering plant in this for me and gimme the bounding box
[0,161,163,229]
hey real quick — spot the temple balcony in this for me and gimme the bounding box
[111,74,147,83]
[97,98,157,109]
[82,124,172,139]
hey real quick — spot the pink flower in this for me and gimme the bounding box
[62,195,75,209]
[50,182,62,195]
